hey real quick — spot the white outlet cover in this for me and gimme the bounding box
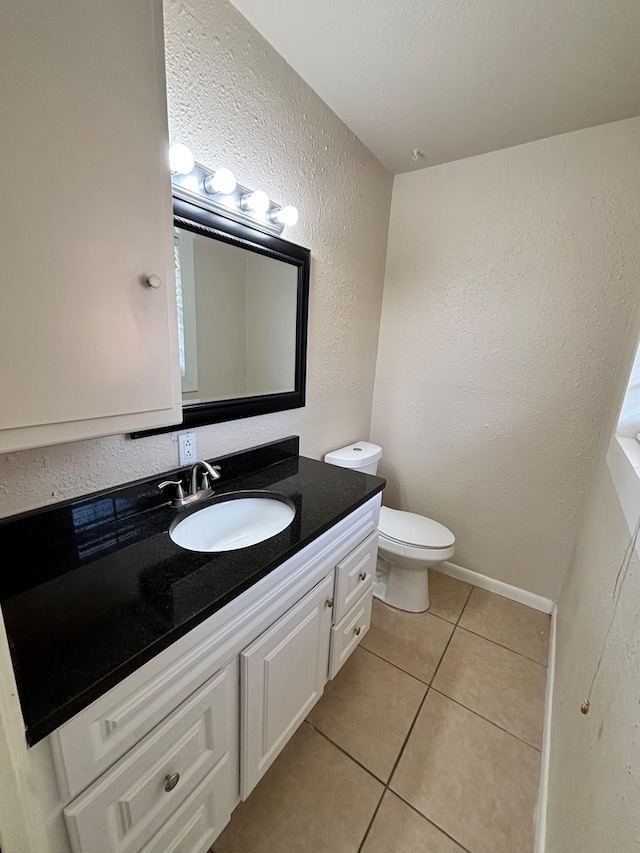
[178,432,197,466]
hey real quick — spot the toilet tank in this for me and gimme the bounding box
[324,441,382,475]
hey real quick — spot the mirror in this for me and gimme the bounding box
[133,197,309,436]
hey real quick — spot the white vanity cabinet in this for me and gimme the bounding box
[0,0,182,453]
[48,495,381,853]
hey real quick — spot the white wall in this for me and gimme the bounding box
[371,117,640,600]
[545,293,640,850]
[183,237,248,402]
[245,252,298,396]
[0,0,392,519]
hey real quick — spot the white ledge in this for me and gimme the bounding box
[606,435,640,541]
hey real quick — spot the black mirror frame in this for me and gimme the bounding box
[132,197,310,438]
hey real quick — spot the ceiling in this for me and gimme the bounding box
[228,0,640,174]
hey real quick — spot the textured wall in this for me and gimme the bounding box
[0,0,392,519]
[545,281,640,850]
[546,462,640,851]
[371,117,640,599]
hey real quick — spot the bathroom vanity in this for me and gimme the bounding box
[0,438,384,853]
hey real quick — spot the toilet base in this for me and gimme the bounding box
[374,556,430,613]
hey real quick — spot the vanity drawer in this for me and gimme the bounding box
[329,586,373,679]
[140,763,234,853]
[333,531,377,622]
[50,631,231,801]
[63,659,238,853]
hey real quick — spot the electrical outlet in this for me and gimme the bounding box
[178,432,197,466]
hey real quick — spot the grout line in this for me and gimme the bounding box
[456,583,551,667]
[453,625,548,671]
[376,596,460,629]
[356,624,461,852]
[456,584,475,625]
[387,684,431,786]
[455,584,475,626]
[456,624,549,667]
[357,644,434,685]
[356,788,386,853]
[387,790,475,853]
[428,687,543,753]
[355,683,432,853]
[386,623,457,781]
[304,721,386,786]
[427,613,458,685]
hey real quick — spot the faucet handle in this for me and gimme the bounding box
[158,479,186,503]
[199,466,222,490]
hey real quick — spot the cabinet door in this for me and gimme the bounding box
[240,573,334,798]
[0,0,181,452]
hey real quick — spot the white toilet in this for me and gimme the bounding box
[324,441,455,613]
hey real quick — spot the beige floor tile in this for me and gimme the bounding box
[361,599,453,682]
[428,571,473,623]
[391,690,540,853]
[213,723,383,853]
[433,627,547,748]
[307,647,426,780]
[361,791,466,853]
[459,587,550,664]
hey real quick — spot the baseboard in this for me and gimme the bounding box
[436,561,555,614]
[534,602,557,853]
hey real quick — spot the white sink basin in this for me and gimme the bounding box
[169,492,295,552]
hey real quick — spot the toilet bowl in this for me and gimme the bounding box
[323,442,456,613]
[376,506,455,612]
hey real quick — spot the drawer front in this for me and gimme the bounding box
[333,531,378,622]
[50,638,228,801]
[329,587,373,680]
[140,763,234,853]
[64,659,238,853]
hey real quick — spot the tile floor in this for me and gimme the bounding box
[213,571,550,853]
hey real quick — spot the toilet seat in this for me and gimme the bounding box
[378,506,455,549]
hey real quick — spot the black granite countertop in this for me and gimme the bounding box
[0,437,385,745]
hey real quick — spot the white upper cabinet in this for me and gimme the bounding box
[0,0,182,452]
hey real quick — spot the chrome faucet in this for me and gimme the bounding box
[189,460,221,497]
[159,460,221,508]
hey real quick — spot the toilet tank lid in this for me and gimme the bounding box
[379,506,455,548]
[323,441,382,468]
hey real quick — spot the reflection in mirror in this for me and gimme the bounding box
[174,228,298,404]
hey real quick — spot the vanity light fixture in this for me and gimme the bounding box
[271,205,299,227]
[204,167,237,195]
[240,189,271,214]
[168,143,299,236]
[169,143,195,176]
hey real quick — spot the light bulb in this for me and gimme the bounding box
[271,205,299,227]
[204,168,237,195]
[241,190,270,214]
[169,143,195,175]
